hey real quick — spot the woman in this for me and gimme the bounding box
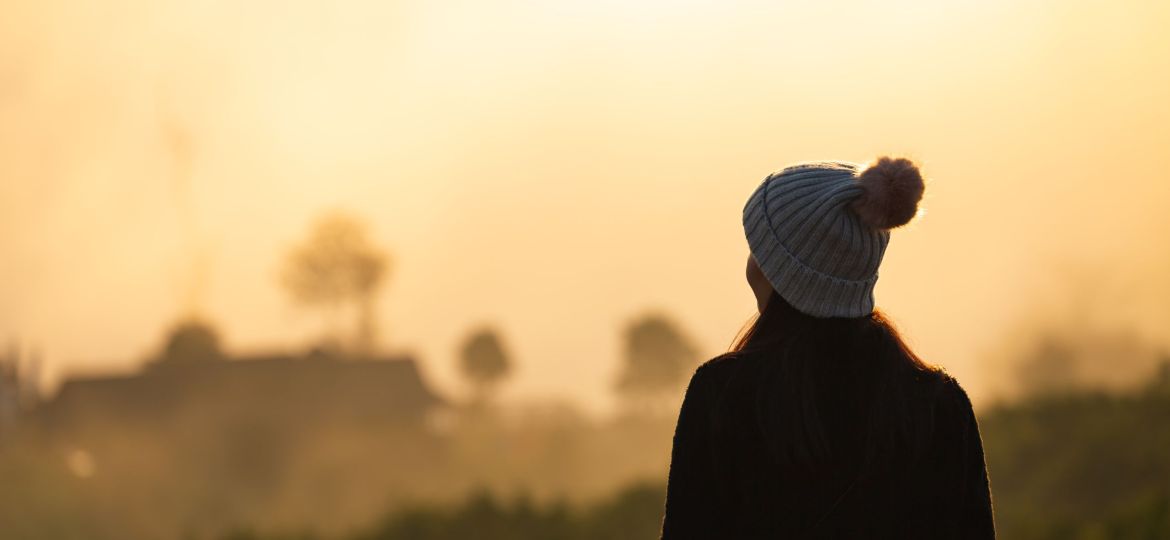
[662,157,994,538]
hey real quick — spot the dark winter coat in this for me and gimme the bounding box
[661,351,995,539]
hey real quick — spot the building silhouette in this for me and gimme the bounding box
[34,350,443,446]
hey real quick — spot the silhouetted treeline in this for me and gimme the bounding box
[0,296,704,540]
[224,363,1170,540]
[982,362,1170,539]
[221,483,665,540]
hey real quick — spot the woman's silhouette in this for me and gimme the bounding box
[662,157,994,538]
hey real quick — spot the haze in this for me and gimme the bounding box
[2,0,1168,415]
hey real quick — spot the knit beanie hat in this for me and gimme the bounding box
[743,157,925,318]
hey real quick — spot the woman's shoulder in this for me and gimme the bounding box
[691,351,753,380]
[925,369,978,421]
[684,351,773,396]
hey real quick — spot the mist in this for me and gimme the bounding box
[2,0,1168,415]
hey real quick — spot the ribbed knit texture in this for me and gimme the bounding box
[743,161,890,318]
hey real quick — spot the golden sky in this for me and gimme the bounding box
[2,0,1168,414]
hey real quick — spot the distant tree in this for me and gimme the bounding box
[156,319,224,364]
[615,314,698,415]
[1012,327,1161,398]
[282,213,390,355]
[1016,335,1079,396]
[459,328,512,403]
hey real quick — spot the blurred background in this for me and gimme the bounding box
[1,0,1168,538]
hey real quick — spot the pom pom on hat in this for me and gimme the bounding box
[851,156,925,229]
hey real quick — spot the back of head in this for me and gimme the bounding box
[742,157,924,317]
[734,156,944,470]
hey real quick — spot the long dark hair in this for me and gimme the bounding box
[728,290,946,472]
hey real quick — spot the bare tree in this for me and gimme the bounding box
[459,328,512,404]
[615,314,699,416]
[282,213,389,356]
